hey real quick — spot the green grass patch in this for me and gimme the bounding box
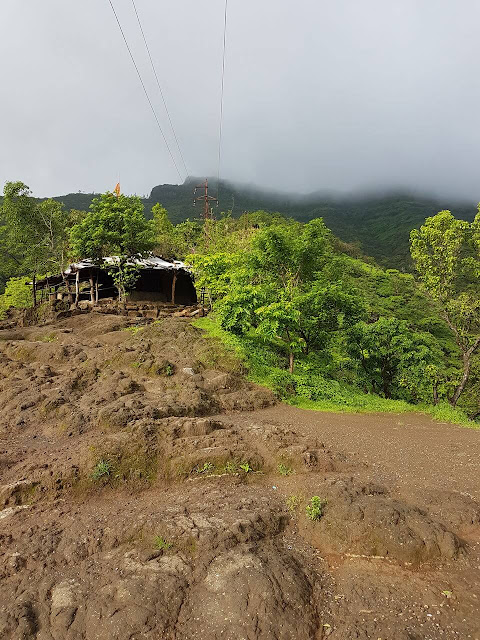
[153,536,173,551]
[37,332,57,343]
[91,459,112,481]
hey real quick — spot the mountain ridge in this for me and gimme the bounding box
[48,178,478,269]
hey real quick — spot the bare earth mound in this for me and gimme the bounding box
[0,313,479,639]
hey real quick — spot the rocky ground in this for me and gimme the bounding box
[0,311,479,639]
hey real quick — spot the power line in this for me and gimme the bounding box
[216,0,229,201]
[106,0,184,182]
[130,0,189,178]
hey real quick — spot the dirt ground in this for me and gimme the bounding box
[0,312,479,639]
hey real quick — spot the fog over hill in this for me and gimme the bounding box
[48,178,478,270]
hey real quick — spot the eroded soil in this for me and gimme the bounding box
[0,312,479,639]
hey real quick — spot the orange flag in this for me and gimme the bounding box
[114,182,121,197]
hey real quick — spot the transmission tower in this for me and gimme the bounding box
[193,179,218,220]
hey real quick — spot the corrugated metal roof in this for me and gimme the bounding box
[64,255,187,274]
[32,255,190,288]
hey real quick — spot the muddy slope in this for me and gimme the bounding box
[0,313,479,639]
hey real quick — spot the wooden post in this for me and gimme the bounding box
[32,274,37,307]
[66,278,73,304]
[75,271,79,306]
[171,271,177,304]
[89,274,95,304]
[95,274,99,304]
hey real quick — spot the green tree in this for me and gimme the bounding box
[152,203,176,258]
[0,276,33,317]
[1,182,73,300]
[70,192,155,301]
[173,219,202,256]
[70,192,154,259]
[2,182,47,290]
[295,282,365,354]
[348,317,443,401]
[410,211,480,406]
[249,219,331,290]
[190,219,359,373]
[36,198,71,273]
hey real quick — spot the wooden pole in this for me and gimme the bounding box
[75,271,79,306]
[32,274,37,307]
[66,278,73,304]
[89,274,95,304]
[171,271,177,304]
[95,274,99,304]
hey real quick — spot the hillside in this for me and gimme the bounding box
[49,179,477,270]
[0,310,479,639]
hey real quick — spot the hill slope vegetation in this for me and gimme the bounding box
[50,178,477,269]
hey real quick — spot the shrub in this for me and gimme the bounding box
[196,462,214,474]
[306,496,327,521]
[277,463,293,476]
[286,495,301,513]
[267,370,296,399]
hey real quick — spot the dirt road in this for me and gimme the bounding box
[222,405,480,498]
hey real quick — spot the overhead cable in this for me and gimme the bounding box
[106,0,184,182]
[216,0,229,200]
[130,0,189,178]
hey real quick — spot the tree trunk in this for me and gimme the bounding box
[449,336,480,407]
[381,363,392,398]
[289,351,295,374]
[433,383,439,406]
[450,353,472,407]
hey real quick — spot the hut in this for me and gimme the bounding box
[33,255,197,306]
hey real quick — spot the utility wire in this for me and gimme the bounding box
[216,0,229,201]
[130,0,189,178]
[106,0,183,182]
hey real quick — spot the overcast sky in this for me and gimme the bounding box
[1,0,480,200]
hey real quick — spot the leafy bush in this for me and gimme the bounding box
[267,370,296,399]
[277,463,293,476]
[306,496,327,521]
[0,276,33,317]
